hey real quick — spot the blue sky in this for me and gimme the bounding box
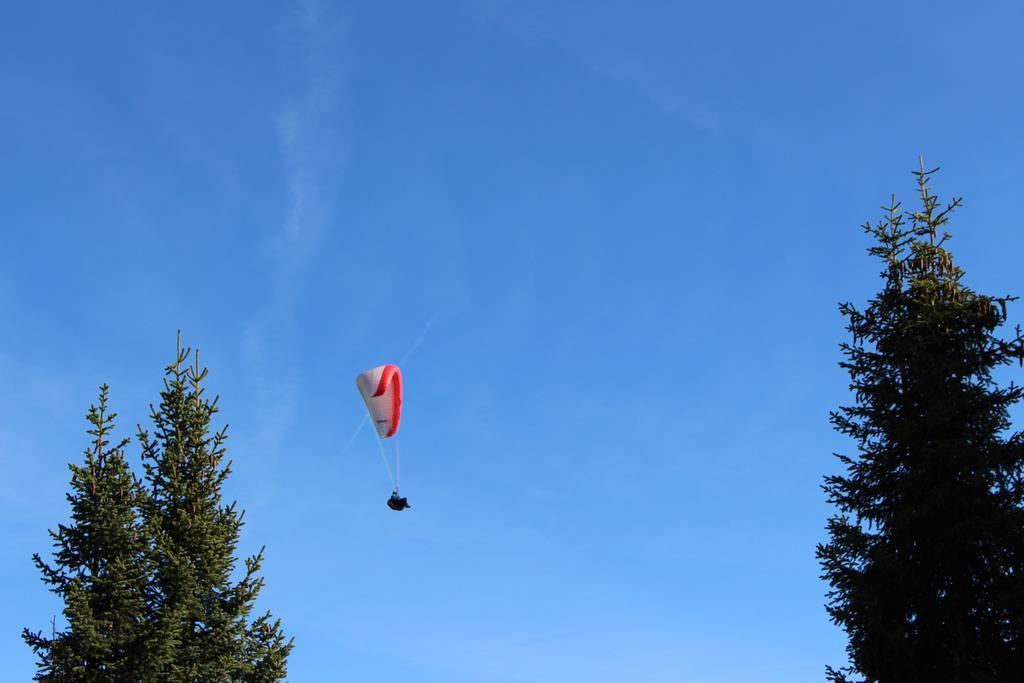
[3,1,1024,680]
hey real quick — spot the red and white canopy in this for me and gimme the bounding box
[355,364,402,439]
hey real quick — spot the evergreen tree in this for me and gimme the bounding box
[818,164,1024,681]
[138,335,292,681]
[23,385,153,681]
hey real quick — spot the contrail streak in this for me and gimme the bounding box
[400,312,437,366]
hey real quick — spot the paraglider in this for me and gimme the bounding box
[355,364,411,511]
[387,489,411,511]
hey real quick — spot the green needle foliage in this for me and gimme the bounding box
[25,335,292,681]
[819,164,1024,681]
[138,336,292,681]
[23,385,153,681]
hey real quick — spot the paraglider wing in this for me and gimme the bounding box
[355,364,402,438]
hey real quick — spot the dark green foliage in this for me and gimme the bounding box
[818,164,1024,681]
[25,336,292,681]
[138,338,292,681]
[23,385,153,681]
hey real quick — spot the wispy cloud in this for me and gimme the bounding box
[467,3,722,134]
[599,60,723,133]
[239,1,353,504]
[268,0,353,309]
